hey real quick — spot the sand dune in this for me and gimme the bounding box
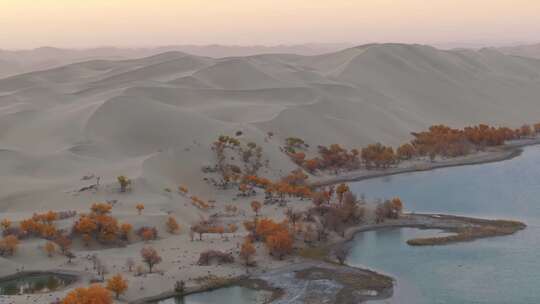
[0,44,352,79]
[499,43,540,59]
[193,58,287,90]
[2,43,540,301]
[1,42,540,241]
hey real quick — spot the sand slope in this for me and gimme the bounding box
[2,44,540,301]
[499,43,540,59]
[0,44,352,79]
[1,42,540,235]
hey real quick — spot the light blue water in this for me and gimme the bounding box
[347,145,540,304]
[157,286,266,304]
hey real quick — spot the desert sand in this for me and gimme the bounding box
[0,44,351,79]
[1,43,540,303]
[499,43,540,59]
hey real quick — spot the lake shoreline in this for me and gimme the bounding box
[311,138,540,188]
[337,213,526,249]
[130,276,282,304]
[131,210,527,304]
[133,260,395,304]
[130,141,539,304]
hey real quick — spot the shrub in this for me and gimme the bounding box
[166,217,180,234]
[106,274,128,299]
[61,284,112,304]
[0,235,19,256]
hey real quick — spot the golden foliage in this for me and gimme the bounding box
[44,241,56,257]
[106,274,128,299]
[265,230,293,260]
[0,219,10,231]
[239,238,256,266]
[135,204,144,215]
[61,284,112,304]
[0,235,19,256]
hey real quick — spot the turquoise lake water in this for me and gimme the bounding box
[347,145,540,304]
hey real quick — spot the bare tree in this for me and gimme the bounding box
[335,247,350,265]
[126,258,135,272]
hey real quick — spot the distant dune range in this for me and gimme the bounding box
[1,43,540,215]
[498,43,540,59]
[0,44,352,79]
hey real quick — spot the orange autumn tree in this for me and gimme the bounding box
[136,204,144,215]
[91,203,112,215]
[166,216,180,234]
[0,235,19,256]
[61,284,112,304]
[361,143,396,169]
[250,201,262,217]
[390,197,403,218]
[178,185,188,195]
[375,197,405,222]
[75,216,97,246]
[214,226,225,238]
[281,169,309,186]
[106,274,128,299]
[303,158,320,173]
[238,183,250,196]
[239,238,256,266]
[336,183,350,203]
[73,203,120,245]
[140,228,157,242]
[120,223,133,241]
[228,223,238,234]
[397,143,416,160]
[293,144,360,173]
[243,220,257,235]
[265,230,293,260]
[1,218,11,233]
[32,210,58,224]
[44,241,56,257]
[254,218,287,241]
[41,224,58,239]
[412,124,519,158]
[18,211,59,239]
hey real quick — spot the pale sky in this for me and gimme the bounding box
[1,0,539,49]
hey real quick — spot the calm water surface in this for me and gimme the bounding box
[158,286,266,304]
[347,145,540,304]
[0,274,75,295]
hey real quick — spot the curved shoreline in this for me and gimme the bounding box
[130,277,282,304]
[339,213,526,247]
[131,214,527,304]
[130,140,539,304]
[0,270,79,284]
[0,270,81,295]
[311,138,540,188]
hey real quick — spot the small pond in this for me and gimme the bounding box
[157,286,270,304]
[0,273,76,295]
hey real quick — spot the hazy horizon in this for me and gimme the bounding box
[1,41,539,52]
[1,0,540,50]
